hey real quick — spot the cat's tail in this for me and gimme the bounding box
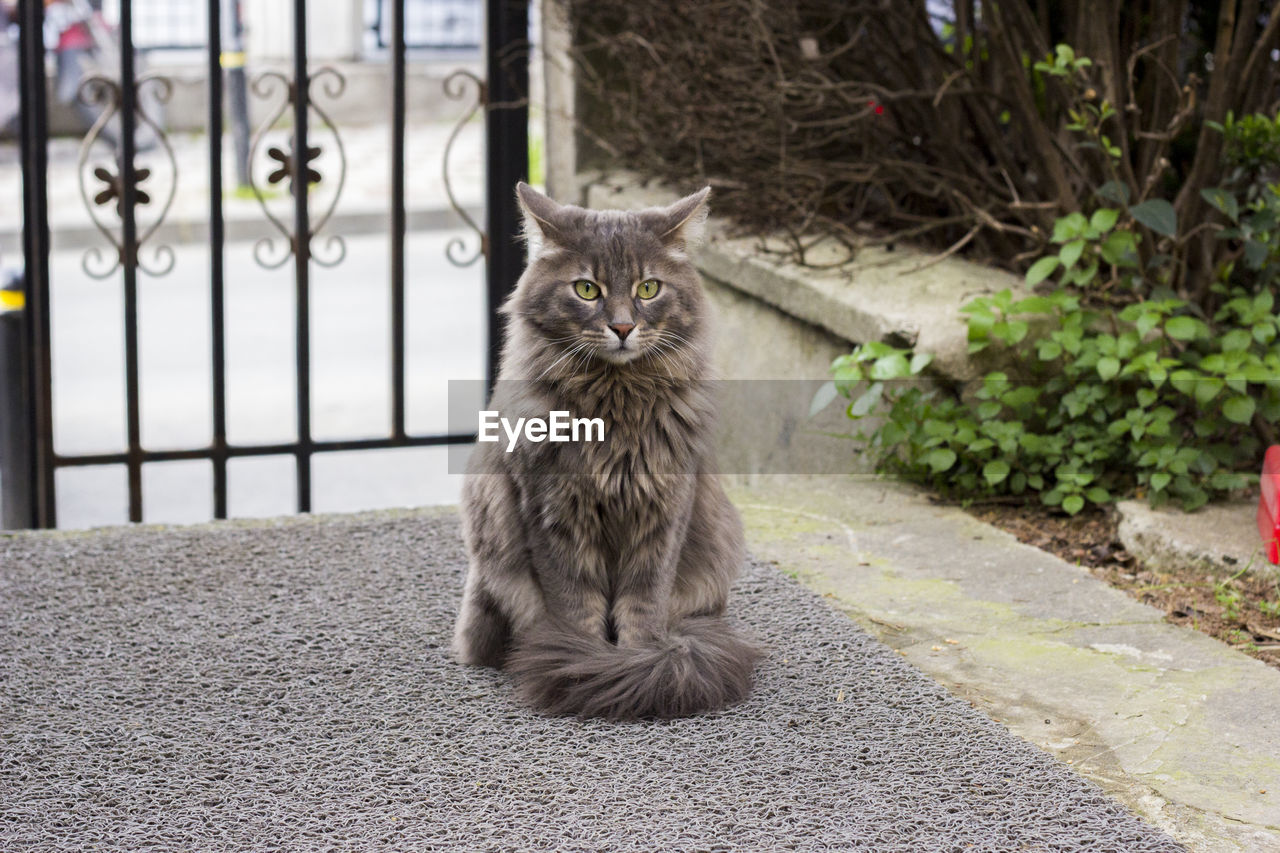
[506,617,760,719]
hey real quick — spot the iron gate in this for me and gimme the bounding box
[7,0,529,528]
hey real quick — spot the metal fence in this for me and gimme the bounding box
[6,0,528,528]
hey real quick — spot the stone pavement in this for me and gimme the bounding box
[733,475,1280,852]
[1117,499,1274,580]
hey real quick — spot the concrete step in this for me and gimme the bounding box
[735,475,1280,851]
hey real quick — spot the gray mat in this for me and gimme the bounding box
[1,510,1183,851]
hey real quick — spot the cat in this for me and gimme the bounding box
[453,182,760,719]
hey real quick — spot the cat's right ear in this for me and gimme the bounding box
[516,182,565,253]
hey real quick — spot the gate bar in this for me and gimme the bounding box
[51,432,475,468]
[120,0,143,522]
[292,0,313,513]
[209,0,228,519]
[390,0,407,439]
[484,0,530,389]
[18,0,56,528]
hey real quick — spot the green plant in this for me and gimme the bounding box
[816,263,1274,512]
[1215,576,1245,622]
[814,46,1280,515]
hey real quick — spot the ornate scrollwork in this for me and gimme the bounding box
[247,67,348,270]
[76,72,178,279]
[442,69,488,268]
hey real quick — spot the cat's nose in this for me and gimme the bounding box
[609,322,636,341]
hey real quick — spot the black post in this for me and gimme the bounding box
[17,0,55,528]
[224,0,251,188]
[119,0,143,522]
[209,0,229,518]
[390,0,407,439]
[292,0,313,513]
[484,0,529,390]
[0,283,32,529]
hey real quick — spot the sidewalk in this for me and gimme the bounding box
[734,475,1280,852]
[0,118,484,256]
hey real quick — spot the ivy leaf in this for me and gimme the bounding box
[870,352,910,380]
[1100,230,1139,267]
[1150,471,1172,492]
[1089,208,1119,233]
[1244,239,1269,269]
[1134,311,1159,338]
[1037,340,1062,361]
[909,352,934,374]
[1085,486,1111,504]
[1169,369,1197,395]
[1012,296,1055,314]
[1062,495,1085,515]
[1194,378,1224,405]
[1096,356,1121,381]
[983,459,1012,486]
[1220,329,1252,352]
[1052,213,1087,243]
[1096,180,1130,206]
[1026,256,1061,286]
[926,448,958,473]
[1130,199,1178,237]
[1164,316,1200,341]
[1199,187,1239,222]
[1222,395,1256,424]
[1059,239,1086,269]
[809,381,838,417]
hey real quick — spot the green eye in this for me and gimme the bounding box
[573,279,600,300]
[637,279,661,299]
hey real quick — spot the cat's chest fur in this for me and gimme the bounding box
[514,377,713,505]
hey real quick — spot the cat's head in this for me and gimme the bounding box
[503,183,712,378]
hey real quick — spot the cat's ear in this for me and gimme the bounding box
[516,182,566,252]
[653,187,711,250]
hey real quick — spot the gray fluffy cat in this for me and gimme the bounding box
[454,183,759,719]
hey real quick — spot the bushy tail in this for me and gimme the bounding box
[507,617,760,720]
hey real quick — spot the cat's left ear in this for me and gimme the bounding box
[652,187,711,250]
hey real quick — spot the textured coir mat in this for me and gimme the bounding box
[0,509,1183,851]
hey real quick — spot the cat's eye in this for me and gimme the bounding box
[573,279,601,300]
[637,279,661,299]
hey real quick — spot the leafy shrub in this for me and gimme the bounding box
[818,280,1274,513]
[815,50,1280,513]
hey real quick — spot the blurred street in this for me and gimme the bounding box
[1,117,490,528]
[48,228,485,528]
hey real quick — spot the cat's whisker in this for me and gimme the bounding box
[655,329,698,354]
[650,334,693,367]
[645,339,686,379]
[535,341,592,381]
